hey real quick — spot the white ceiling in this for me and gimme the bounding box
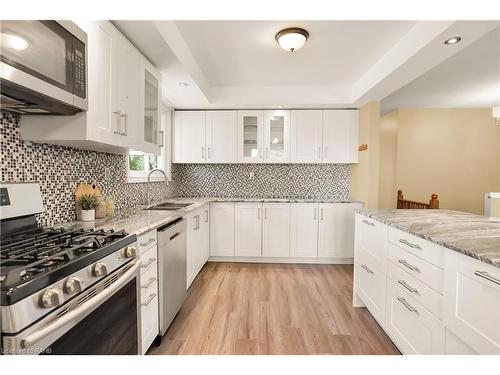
[114,20,500,109]
[381,27,500,114]
[174,21,416,87]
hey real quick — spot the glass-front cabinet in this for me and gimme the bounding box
[237,111,263,163]
[237,110,290,163]
[263,110,290,163]
[140,59,162,155]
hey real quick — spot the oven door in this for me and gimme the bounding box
[3,259,141,355]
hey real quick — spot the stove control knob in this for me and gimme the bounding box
[93,262,108,277]
[65,277,84,295]
[40,288,63,308]
[124,246,137,258]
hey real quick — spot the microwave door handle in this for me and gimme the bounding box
[20,259,141,349]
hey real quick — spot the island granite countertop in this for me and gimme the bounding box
[357,209,500,268]
[58,197,362,236]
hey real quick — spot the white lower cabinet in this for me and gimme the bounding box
[444,250,500,354]
[445,328,477,354]
[385,280,444,354]
[234,203,262,257]
[356,248,386,327]
[210,202,235,256]
[318,203,362,259]
[290,203,318,257]
[137,229,159,354]
[186,204,210,289]
[262,203,290,257]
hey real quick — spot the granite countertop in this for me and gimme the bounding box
[58,196,362,236]
[357,209,500,268]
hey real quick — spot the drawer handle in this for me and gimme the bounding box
[141,277,157,289]
[141,258,156,269]
[362,220,375,227]
[474,271,500,286]
[140,238,156,247]
[397,296,418,313]
[397,280,419,295]
[399,239,421,250]
[141,293,157,307]
[398,259,420,273]
[361,264,374,275]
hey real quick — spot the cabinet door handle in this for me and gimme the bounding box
[141,277,157,289]
[113,110,122,134]
[195,215,200,230]
[320,208,324,221]
[259,148,262,159]
[361,264,374,275]
[314,208,317,220]
[398,259,420,273]
[142,293,157,307]
[474,271,500,285]
[141,258,156,269]
[120,113,128,136]
[324,146,328,159]
[397,280,419,295]
[257,208,261,220]
[399,239,421,250]
[397,297,418,313]
[207,147,212,158]
[318,146,322,160]
[159,130,164,147]
[140,238,156,247]
[205,209,209,223]
[362,219,375,227]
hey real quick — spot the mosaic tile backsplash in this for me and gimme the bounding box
[1,112,176,227]
[174,163,350,200]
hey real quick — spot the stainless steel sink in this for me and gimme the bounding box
[145,202,192,211]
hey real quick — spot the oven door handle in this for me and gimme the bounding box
[20,259,141,350]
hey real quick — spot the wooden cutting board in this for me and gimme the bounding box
[75,182,102,201]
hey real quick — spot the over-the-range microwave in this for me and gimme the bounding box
[0,20,87,115]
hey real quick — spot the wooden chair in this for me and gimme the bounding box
[397,190,439,209]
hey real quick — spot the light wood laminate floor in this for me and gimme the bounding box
[149,262,399,355]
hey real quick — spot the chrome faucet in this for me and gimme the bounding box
[147,168,168,206]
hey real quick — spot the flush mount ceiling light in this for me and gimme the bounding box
[444,36,461,45]
[275,28,309,52]
[178,82,189,87]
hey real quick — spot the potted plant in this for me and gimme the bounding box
[77,194,98,222]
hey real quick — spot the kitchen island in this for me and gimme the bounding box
[353,209,500,355]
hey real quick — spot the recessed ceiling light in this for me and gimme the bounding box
[178,82,189,87]
[444,37,461,45]
[275,28,309,52]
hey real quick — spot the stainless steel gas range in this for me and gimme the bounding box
[0,183,141,355]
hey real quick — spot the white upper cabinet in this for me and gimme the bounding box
[262,203,290,257]
[290,110,323,163]
[113,32,140,150]
[206,111,238,163]
[322,110,359,163]
[139,59,161,155]
[173,111,206,163]
[85,21,117,146]
[237,111,264,163]
[263,110,290,163]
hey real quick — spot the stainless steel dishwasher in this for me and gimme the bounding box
[157,218,187,336]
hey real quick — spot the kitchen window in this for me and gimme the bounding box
[127,106,172,183]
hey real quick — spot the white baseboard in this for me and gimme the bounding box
[208,256,354,265]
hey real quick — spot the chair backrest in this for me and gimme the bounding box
[397,190,439,209]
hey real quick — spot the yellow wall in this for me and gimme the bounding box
[378,110,399,208]
[379,108,499,214]
[350,101,380,209]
